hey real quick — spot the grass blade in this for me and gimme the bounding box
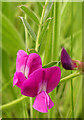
[52,2,61,61]
[43,14,53,64]
[2,14,25,57]
[71,2,74,118]
[51,2,62,118]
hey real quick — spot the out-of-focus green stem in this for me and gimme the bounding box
[30,97,33,118]
[51,2,61,118]
[24,14,29,118]
[25,14,32,118]
[59,72,81,85]
[0,72,81,110]
[0,96,27,110]
[25,14,28,50]
[71,2,74,118]
[35,0,48,51]
[52,2,61,61]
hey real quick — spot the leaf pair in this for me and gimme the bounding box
[19,3,53,44]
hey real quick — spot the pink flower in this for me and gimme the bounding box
[61,48,84,71]
[13,50,42,88]
[13,50,61,113]
[21,67,61,113]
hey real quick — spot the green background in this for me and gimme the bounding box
[1,2,82,118]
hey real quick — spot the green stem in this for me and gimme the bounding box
[30,97,33,118]
[71,2,74,118]
[0,96,27,110]
[43,6,53,65]
[24,14,29,118]
[71,79,74,118]
[25,14,32,118]
[51,2,61,118]
[23,99,29,118]
[25,14,28,50]
[59,72,81,85]
[35,0,48,51]
[0,72,81,110]
[52,2,61,61]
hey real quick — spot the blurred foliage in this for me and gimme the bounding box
[1,2,82,118]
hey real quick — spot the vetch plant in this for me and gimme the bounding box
[1,2,83,118]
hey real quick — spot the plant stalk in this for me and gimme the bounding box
[35,0,48,51]
[30,97,33,118]
[71,2,74,118]
[51,2,61,118]
[25,14,28,50]
[59,72,81,85]
[25,14,33,118]
[52,2,61,61]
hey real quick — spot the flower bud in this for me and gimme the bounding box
[61,48,84,71]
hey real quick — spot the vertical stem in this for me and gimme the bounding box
[43,10,53,65]
[23,99,29,118]
[52,2,61,61]
[71,2,74,118]
[30,97,33,118]
[23,14,29,118]
[25,14,33,118]
[25,15,28,51]
[82,2,84,119]
[0,2,2,118]
[51,2,61,118]
[35,0,48,51]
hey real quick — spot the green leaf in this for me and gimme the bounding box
[43,6,53,65]
[39,30,47,56]
[37,2,43,17]
[20,17,36,41]
[43,61,59,68]
[43,18,53,64]
[38,19,50,44]
[43,2,53,23]
[2,14,25,57]
[19,5,40,25]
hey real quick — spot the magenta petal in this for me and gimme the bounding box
[46,67,61,93]
[46,93,54,109]
[26,53,42,76]
[33,91,48,113]
[21,67,61,97]
[61,48,74,70]
[21,69,44,97]
[13,72,26,88]
[16,51,42,78]
[33,91,54,112]
[16,50,28,74]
